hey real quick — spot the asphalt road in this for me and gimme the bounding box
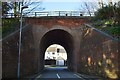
[29,66,102,80]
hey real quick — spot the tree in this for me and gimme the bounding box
[2,0,44,18]
[95,1,120,24]
[2,2,13,18]
[14,2,17,17]
[0,1,2,17]
[84,2,92,16]
[115,2,120,24]
[95,6,113,20]
[79,2,98,16]
[22,0,45,15]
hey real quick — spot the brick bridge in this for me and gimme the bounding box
[2,16,119,79]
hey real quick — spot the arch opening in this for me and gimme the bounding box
[44,44,67,67]
[39,29,74,71]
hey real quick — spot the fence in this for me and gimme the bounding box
[2,11,95,18]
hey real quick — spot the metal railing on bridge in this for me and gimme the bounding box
[2,11,95,18]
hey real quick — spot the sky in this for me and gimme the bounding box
[7,0,120,13]
[42,2,81,11]
[25,0,98,12]
[25,0,119,11]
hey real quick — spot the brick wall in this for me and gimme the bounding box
[78,24,119,79]
[25,17,87,28]
[2,25,37,78]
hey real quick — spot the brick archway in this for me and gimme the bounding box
[39,29,75,71]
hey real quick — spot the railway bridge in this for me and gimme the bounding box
[2,12,119,79]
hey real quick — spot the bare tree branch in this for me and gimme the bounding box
[79,2,98,16]
[22,0,44,13]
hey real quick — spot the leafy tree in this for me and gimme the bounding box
[92,1,120,39]
[95,1,120,24]
[95,6,113,20]
[115,2,120,24]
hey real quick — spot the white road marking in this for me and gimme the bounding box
[74,74,85,80]
[56,73,60,79]
[36,74,42,78]
[79,74,88,78]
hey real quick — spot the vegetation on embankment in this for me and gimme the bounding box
[91,3,120,40]
[91,19,120,40]
[2,18,20,38]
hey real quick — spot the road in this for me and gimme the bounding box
[29,66,102,80]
